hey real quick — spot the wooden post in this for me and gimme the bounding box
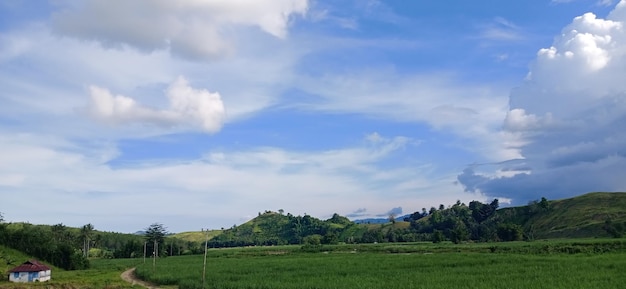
[153,240,157,270]
[143,241,146,264]
[202,228,209,289]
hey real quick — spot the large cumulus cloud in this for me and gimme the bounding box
[459,1,626,203]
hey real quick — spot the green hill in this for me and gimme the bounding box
[173,230,223,243]
[175,192,626,246]
[3,192,625,261]
[0,245,37,277]
[499,192,626,239]
[203,211,363,247]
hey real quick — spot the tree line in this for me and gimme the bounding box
[0,213,198,269]
[206,198,555,247]
[0,221,89,270]
[2,194,622,265]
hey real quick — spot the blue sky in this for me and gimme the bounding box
[1,0,625,233]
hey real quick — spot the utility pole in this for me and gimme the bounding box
[202,228,209,289]
[153,239,157,270]
[143,241,146,264]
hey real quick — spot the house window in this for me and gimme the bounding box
[13,272,19,278]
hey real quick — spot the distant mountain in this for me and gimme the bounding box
[353,215,410,224]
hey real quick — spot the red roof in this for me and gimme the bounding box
[8,260,51,273]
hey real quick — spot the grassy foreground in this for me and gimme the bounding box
[1,239,624,288]
[135,239,626,289]
[0,258,139,289]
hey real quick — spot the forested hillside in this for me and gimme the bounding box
[196,199,520,247]
[1,192,625,263]
[206,211,359,247]
[0,215,204,269]
[186,192,626,247]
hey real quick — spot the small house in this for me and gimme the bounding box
[8,260,51,283]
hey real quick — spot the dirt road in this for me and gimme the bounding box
[120,267,161,289]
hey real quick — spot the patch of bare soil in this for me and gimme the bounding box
[120,268,161,289]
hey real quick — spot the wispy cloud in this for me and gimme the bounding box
[293,70,514,161]
[0,131,462,232]
[552,0,616,7]
[476,17,524,42]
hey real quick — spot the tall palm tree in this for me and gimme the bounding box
[80,223,94,258]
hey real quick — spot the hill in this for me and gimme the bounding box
[173,230,223,243]
[2,192,625,260]
[172,192,626,247]
[204,211,365,247]
[0,245,41,277]
[499,192,626,239]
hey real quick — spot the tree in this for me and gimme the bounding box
[80,223,94,258]
[450,221,469,244]
[432,230,445,243]
[0,212,5,244]
[497,223,523,241]
[144,223,168,257]
[490,198,499,211]
[303,234,321,246]
[388,213,397,224]
[470,200,495,223]
[51,223,73,243]
[538,197,551,211]
[328,213,351,225]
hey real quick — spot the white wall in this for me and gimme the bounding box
[8,270,50,282]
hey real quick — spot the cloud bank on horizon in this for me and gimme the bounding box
[0,0,624,233]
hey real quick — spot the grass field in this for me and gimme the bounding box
[1,239,624,288]
[135,239,626,289]
[0,257,140,289]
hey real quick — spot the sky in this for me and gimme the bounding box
[1,0,625,233]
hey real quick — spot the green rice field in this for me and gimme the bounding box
[134,239,626,289]
[0,239,624,288]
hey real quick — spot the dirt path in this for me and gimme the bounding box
[120,267,162,289]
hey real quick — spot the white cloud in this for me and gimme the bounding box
[535,12,619,72]
[552,0,616,6]
[51,0,308,61]
[503,108,554,131]
[295,70,515,161]
[478,17,524,42]
[0,132,465,232]
[0,1,307,144]
[88,76,225,133]
[459,1,626,204]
